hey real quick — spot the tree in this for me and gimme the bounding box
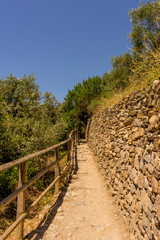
[129,0,160,55]
[63,76,103,136]
[0,74,67,201]
[102,52,133,94]
[0,74,41,163]
[41,91,59,124]
[0,74,66,164]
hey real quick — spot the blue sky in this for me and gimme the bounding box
[1,0,147,102]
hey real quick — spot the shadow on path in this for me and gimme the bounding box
[24,146,78,240]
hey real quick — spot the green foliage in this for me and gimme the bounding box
[0,74,68,200]
[102,1,160,102]
[41,91,60,124]
[1,74,40,163]
[130,45,160,88]
[63,76,103,136]
[128,1,160,88]
[0,74,67,163]
[102,52,133,95]
[129,0,160,55]
[88,98,102,114]
[0,167,18,201]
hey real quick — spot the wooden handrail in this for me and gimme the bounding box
[0,150,70,209]
[0,139,70,173]
[0,130,79,240]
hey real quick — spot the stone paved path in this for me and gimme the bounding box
[31,142,134,240]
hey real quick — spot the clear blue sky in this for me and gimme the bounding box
[0,0,147,102]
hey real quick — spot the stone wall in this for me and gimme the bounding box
[87,80,160,240]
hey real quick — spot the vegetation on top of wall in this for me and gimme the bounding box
[128,0,160,55]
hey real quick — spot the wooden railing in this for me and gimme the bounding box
[0,130,78,240]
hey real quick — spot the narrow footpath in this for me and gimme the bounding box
[32,142,134,240]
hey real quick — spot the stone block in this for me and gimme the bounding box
[114,145,120,153]
[130,212,137,231]
[147,133,154,141]
[132,126,138,133]
[153,155,160,171]
[134,128,145,140]
[138,220,145,236]
[143,176,150,189]
[141,189,152,213]
[135,147,144,156]
[154,195,160,212]
[126,192,133,205]
[151,176,158,193]
[130,168,138,182]
[153,138,160,151]
[124,117,133,126]
[142,213,150,232]
[145,163,154,174]
[148,122,160,132]
[149,115,159,124]
[129,110,138,116]
[154,170,160,180]
[136,201,142,218]
[134,118,142,127]
[134,154,140,170]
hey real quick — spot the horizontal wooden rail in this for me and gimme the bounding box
[0,130,79,240]
[0,175,60,240]
[0,150,70,209]
[0,139,70,173]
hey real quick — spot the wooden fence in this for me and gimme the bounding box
[0,130,78,240]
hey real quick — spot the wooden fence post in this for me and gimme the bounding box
[67,140,71,180]
[67,140,71,163]
[75,131,77,146]
[54,147,59,194]
[76,131,78,145]
[71,133,74,168]
[16,162,27,240]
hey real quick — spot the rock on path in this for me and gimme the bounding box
[40,142,133,240]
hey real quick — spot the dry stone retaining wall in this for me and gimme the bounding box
[87,80,160,240]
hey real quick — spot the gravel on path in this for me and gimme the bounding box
[25,142,134,240]
[40,142,134,240]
